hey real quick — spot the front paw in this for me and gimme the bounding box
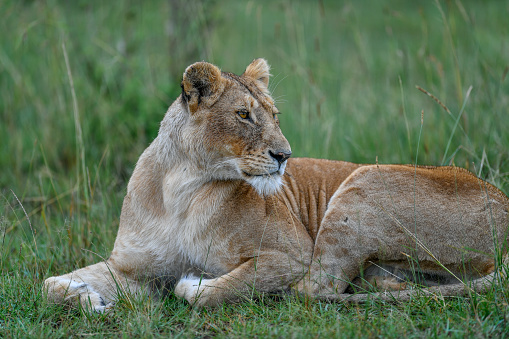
[44,276,112,313]
[174,275,211,307]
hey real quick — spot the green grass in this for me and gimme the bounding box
[1,0,509,337]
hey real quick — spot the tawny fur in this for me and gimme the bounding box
[43,59,509,311]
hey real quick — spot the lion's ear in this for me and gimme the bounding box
[243,58,270,88]
[181,62,225,114]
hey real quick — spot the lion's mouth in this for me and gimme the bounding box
[242,170,279,178]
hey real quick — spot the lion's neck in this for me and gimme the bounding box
[128,100,240,224]
[153,100,189,166]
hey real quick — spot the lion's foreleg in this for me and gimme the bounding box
[174,255,306,307]
[43,261,142,312]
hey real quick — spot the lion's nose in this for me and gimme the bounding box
[269,150,292,165]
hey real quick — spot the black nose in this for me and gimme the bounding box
[269,150,292,165]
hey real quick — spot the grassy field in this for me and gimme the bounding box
[1,0,509,337]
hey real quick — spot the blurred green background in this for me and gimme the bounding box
[1,0,508,335]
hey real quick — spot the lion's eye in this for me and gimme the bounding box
[237,110,249,119]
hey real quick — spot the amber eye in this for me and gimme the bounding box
[237,110,249,119]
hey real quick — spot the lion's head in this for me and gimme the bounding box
[166,58,291,196]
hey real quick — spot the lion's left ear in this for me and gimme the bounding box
[243,58,270,88]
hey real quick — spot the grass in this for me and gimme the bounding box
[1,0,509,337]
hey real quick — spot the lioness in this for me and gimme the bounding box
[44,59,509,312]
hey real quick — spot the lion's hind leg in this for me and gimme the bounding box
[44,261,141,313]
[347,264,410,293]
[320,270,499,304]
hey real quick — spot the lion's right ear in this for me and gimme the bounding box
[181,62,225,114]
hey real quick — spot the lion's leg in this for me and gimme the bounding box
[174,254,308,308]
[340,252,508,302]
[318,271,498,303]
[43,260,143,312]
[349,275,408,293]
[296,181,382,297]
[296,218,380,297]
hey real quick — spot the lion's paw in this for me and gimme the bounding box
[175,275,214,306]
[44,276,112,313]
[294,275,336,297]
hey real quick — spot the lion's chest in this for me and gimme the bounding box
[155,172,235,274]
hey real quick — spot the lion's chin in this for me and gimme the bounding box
[246,174,283,197]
